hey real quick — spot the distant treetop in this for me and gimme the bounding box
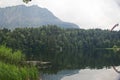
[23,0,32,3]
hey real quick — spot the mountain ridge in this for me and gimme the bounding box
[0,5,79,29]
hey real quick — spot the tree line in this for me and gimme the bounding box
[0,25,120,69]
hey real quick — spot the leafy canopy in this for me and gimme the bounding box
[23,0,32,3]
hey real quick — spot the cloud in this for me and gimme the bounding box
[115,0,120,6]
[0,0,120,29]
[0,0,23,7]
[30,0,120,29]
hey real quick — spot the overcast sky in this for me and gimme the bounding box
[0,0,120,30]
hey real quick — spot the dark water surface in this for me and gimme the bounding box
[40,49,120,80]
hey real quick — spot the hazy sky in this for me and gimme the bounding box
[0,0,120,30]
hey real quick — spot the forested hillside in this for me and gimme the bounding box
[0,5,79,29]
[0,25,120,69]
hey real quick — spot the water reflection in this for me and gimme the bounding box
[42,68,120,80]
[41,70,79,80]
[41,49,120,80]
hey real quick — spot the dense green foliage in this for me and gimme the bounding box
[23,0,31,3]
[0,45,25,64]
[0,45,39,80]
[0,25,120,69]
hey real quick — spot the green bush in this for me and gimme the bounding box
[0,45,39,80]
[0,45,25,64]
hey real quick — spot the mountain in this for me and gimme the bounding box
[0,5,79,29]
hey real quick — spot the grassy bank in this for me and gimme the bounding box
[0,45,39,80]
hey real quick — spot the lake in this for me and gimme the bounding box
[40,49,120,80]
[41,67,120,80]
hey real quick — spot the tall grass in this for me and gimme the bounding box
[0,45,39,80]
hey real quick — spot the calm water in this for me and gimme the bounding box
[41,67,120,80]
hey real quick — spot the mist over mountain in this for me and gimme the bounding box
[0,5,79,29]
